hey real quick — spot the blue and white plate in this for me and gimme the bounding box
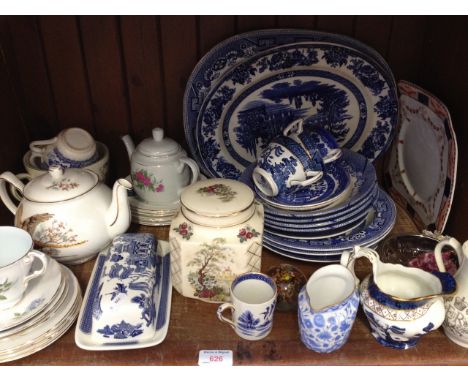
[264,186,376,228]
[265,200,371,232]
[255,160,350,211]
[264,188,395,253]
[184,29,397,173]
[263,241,341,263]
[265,212,367,240]
[195,43,397,178]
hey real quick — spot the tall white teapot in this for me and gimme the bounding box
[122,127,199,209]
[0,166,132,265]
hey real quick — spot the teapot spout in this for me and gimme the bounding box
[106,179,132,239]
[121,135,135,160]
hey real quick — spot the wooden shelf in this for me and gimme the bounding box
[6,203,468,365]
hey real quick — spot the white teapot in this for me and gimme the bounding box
[0,166,132,265]
[122,127,199,209]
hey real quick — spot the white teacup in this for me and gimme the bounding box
[30,127,98,170]
[0,227,48,310]
[217,272,277,341]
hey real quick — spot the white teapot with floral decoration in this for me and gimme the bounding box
[122,127,199,209]
[0,166,132,265]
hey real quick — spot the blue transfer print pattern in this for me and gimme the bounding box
[84,234,159,341]
[236,300,276,338]
[97,320,144,340]
[298,285,359,353]
[195,43,397,178]
[42,147,99,170]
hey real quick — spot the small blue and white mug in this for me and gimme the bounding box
[217,272,277,341]
[30,127,98,170]
[253,135,324,197]
[283,119,342,164]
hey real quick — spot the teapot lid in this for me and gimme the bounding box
[136,128,181,158]
[23,166,99,203]
[180,178,254,217]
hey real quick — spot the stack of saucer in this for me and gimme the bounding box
[241,149,396,262]
[0,257,81,363]
[129,195,179,226]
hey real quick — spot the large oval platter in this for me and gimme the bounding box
[195,43,397,178]
[184,29,396,171]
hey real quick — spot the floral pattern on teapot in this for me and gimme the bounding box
[132,169,164,193]
[46,178,79,191]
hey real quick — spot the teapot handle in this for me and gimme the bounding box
[434,237,464,273]
[0,171,25,214]
[179,157,200,185]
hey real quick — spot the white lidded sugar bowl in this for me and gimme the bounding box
[122,127,199,209]
[169,178,264,303]
[0,166,132,265]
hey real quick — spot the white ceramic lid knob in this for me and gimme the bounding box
[152,128,164,142]
[49,165,64,180]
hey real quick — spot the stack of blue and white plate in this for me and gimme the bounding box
[183,29,400,262]
[240,149,396,262]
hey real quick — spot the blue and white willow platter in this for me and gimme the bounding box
[264,188,396,253]
[184,29,397,176]
[75,240,172,351]
[194,43,397,179]
[255,160,350,210]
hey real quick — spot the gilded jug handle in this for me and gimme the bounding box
[434,237,464,273]
[341,246,380,286]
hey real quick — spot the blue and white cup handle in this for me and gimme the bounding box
[23,250,48,288]
[29,137,57,166]
[289,170,323,187]
[283,118,304,137]
[217,303,236,331]
[324,148,342,163]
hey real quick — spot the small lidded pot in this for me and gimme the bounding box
[122,127,199,209]
[169,178,264,303]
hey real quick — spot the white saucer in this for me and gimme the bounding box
[0,257,62,331]
[0,265,81,362]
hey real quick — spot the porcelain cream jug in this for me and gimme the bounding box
[0,166,132,265]
[298,251,360,353]
[434,237,468,348]
[122,127,199,209]
[348,246,456,349]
